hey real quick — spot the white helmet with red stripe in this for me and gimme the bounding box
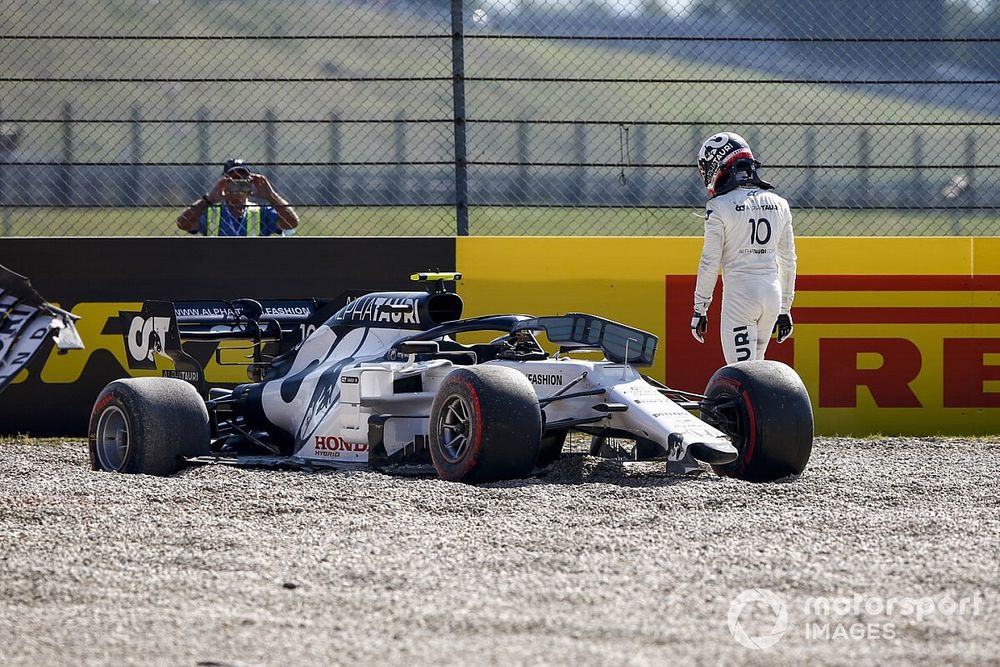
[697,131,756,197]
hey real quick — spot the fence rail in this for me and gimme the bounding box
[1,0,998,236]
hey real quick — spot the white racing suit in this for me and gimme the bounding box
[694,186,797,364]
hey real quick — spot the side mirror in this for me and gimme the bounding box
[396,341,439,356]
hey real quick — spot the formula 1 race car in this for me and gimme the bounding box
[89,273,813,483]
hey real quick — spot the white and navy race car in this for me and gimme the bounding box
[89,273,813,483]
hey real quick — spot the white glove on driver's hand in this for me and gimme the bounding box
[690,312,708,344]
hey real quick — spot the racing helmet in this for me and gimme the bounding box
[697,132,759,197]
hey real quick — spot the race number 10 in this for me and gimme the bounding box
[748,217,772,245]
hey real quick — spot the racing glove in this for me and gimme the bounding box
[690,311,708,344]
[773,313,793,343]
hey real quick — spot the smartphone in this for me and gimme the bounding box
[228,179,254,195]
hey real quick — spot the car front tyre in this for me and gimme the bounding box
[703,360,813,482]
[429,365,541,483]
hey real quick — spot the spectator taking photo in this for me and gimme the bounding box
[176,158,299,236]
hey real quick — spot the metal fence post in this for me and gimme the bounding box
[964,131,976,209]
[570,123,586,204]
[327,112,341,206]
[801,127,816,206]
[195,106,210,196]
[125,105,143,206]
[451,0,468,236]
[393,112,407,205]
[688,125,702,206]
[631,124,646,206]
[265,109,278,185]
[952,131,977,235]
[910,131,924,208]
[0,106,13,236]
[58,102,74,207]
[514,123,529,203]
[858,128,871,208]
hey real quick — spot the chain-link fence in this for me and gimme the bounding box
[1,0,998,236]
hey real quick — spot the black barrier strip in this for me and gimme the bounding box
[0,236,458,436]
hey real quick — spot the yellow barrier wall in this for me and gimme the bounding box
[457,237,1000,436]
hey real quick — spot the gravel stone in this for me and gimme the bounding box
[1,436,997,666]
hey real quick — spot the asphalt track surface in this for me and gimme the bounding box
[1,435,997,666]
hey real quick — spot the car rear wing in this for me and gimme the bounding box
[513,313,658,367]
[170,298,337,343]
[118,297,344,393]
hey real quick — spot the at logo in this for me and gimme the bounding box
[122,314,171,369]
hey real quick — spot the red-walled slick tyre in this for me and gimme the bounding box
[429,365,541,483]
[702,360,813,482]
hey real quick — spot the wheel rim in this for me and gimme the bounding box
[95,406,130,471]
[705,390,748,471]
[437,394,472,463]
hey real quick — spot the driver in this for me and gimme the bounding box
[176,158,299,236]
[690,132,797,363]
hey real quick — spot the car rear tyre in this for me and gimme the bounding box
[429,365,542,483]
[88,377,210,476]
[703,360,813,482]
